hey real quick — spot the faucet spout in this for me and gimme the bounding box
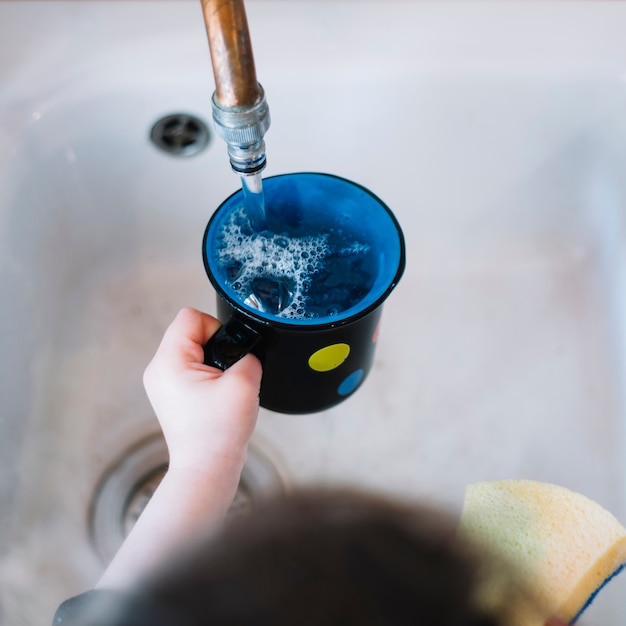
[200,0,270,176]
[201,0,260,108]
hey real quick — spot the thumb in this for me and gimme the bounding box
[222,352,263,393]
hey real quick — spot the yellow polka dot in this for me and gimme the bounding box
[308,343,351,372]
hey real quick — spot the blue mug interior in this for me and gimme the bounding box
[204,173,405,326]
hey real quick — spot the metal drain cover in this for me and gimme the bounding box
[150,113,211,157]
[89,435,283,564]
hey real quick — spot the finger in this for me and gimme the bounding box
[156,307,221,365]
[221,354,263,407]
[225,352,263,384]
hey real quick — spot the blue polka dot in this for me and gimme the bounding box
[338,370,364,396]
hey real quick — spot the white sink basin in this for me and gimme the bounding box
[1,1,625,623]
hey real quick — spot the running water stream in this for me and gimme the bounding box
[241,172,266,232]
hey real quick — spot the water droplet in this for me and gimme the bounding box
[250,276,295,315]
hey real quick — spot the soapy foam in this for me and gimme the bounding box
[215,206,332,319]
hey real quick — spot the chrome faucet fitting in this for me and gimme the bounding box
[211,86,270,175]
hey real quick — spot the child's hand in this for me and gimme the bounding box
[143,308,262,475]
[96,309,262,590]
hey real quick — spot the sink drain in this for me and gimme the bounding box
[150,113,211,157]
[89,435,284,564]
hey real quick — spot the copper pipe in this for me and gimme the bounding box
[200,0,262,109]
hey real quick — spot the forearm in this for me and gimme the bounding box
[96,455,245,590]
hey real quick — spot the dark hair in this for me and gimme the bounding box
[101,488,505,626]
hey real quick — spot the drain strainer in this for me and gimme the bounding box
[89,435,284,564]
[150,113,211,157]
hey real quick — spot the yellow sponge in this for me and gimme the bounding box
[457,480,626,625]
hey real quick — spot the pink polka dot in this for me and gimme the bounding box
[372,320,382,343]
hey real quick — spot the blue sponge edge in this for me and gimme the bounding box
[571,563,625,624]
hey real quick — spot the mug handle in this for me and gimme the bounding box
[203,318,262,371]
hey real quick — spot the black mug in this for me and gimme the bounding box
[202,172,405,414]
